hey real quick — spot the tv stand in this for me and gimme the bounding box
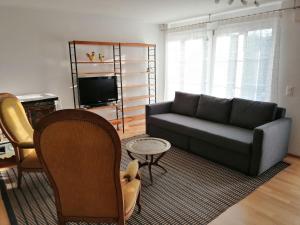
[84,102,112,108]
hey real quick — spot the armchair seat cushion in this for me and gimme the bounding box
[122,179,141,219]
[149,113,253,155]
[21,149,42,169]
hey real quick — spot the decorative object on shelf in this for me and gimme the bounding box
[215,0,259,7]
[98,53,105,62]
[68,41,157,133]
[86,51,96,62]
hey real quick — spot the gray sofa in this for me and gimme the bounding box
[146,92,292,176]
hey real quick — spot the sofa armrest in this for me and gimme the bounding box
[146,101,173,116]
[146,101,173,134]
[250,118,292,176]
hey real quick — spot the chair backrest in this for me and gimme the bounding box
[33,109,124,224]
[0,93,33,145]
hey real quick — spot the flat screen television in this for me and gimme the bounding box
[78,76,118,106]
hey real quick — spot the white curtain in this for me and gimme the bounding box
[165,29,210,100]
[165,16,279,102]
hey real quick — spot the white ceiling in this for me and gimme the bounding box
[0,0,283,23]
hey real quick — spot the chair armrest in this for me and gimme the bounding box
[18,141,34,149]
[250,118,292,176]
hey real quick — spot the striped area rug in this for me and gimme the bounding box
[0,135,288,225]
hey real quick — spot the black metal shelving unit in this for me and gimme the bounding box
[68,40,156,133]
[113,43,125,132]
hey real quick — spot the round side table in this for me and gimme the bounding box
[126,137,171,184]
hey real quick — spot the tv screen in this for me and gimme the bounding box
[78,76,118,106]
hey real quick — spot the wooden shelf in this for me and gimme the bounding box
[119,72,149,77]
[70,40,155,48]
[77,71,152,77]
[123,95,154,103]
[78,72,115,78]
[120,59,155,62]
[86,104,118,112]
[125,114,145,122]
[79,72,115,75]
[123,84,154,89]
[110,114,145,125]
[74,60,153,65]
[71,41,117,46]
[120,43,156,48]
[74,61,114,64]
[110,119,122,126]
[127,120,146,127]
[116,60,155,63]
[123,105,145,113]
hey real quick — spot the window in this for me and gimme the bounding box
[165,30,209,100]
[165,18,278,102]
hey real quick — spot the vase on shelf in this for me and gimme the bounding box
[86,52,96,62]
[99,53,104,62]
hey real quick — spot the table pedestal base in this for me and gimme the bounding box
[127,151,167,184]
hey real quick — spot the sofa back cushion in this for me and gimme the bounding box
[195,95,232,123]
[229,98,277,129]
[275,107,286,119]
[171,92,199,116]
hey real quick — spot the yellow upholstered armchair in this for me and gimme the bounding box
[34,109,141,225]
[0,93,42,187]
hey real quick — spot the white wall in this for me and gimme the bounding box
[0,6,165,109]
[277,8,300,156]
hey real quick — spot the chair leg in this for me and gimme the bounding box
[58,218,66,225]
[137,191,141,213]
[118,218,125,225]
[17,168,22,189]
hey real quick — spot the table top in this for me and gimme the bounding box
[126,137,171,155]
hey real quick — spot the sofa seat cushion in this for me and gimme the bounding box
[149,113,253,155]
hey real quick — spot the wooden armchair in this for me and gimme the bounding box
[34,109,141,225]
[0,93,42,188]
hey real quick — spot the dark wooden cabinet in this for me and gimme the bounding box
[18,94,58,128]
[22,100,56,128]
